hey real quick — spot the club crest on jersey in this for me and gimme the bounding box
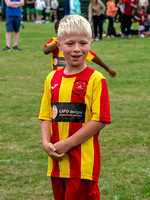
[52,105,58,119]
[73,80,88,96]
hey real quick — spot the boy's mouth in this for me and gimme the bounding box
[72,55,81,58]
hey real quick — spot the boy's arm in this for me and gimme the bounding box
[92,55,116,78]
[41,120,65,161]
[44,42,58,54]
[54,120,106,154]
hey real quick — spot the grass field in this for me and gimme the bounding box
[0,21,150,200]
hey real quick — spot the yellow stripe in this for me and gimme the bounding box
[58,77,76,178]
[91,71,103,121]
[81,137,94,180]
[81,76,95,179]
[47,157,53,176]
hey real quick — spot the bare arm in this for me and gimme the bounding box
[70,0,77,13]
[44,42,58,55]
[117,0,123,6]
[92,55,116,78]
[5,0,24,8]
[54,121,106,154]
[88,4,92,22]
[146,1,149,6]
[130,3,137,8]
[41,120,65,161]
[27,0,34,3]
[134,16,140,21]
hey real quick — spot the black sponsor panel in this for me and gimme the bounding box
[53,57,66,67]
[51,102,86,123]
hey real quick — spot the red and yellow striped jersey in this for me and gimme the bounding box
[44,37,96,71]
[39,66,111,182]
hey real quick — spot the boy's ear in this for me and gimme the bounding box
[90,39,93,47]
[55,39,61,50]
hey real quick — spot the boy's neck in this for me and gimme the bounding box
[64,64,87,75]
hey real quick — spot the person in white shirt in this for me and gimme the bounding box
[138,0,149,9]
[51,0,59,22]
[35,0,46,23]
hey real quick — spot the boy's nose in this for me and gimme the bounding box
[74,43,80,51]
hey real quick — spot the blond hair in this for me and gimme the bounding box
[57,15,92,39]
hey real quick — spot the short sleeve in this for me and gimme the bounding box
[44,37,57,48]
[91,72,111,124]
[39,72,55,121]
[86,50,96,62]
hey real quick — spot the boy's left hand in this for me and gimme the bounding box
[54,140,71,154]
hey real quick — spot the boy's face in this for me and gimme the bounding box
[57,35,93,69]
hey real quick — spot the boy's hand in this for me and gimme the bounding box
[54,140,71,154]
[43,142,65,161]
[108,69,116,78]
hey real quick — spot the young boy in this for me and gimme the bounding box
[44,20,116,78]
[39,14,111,200]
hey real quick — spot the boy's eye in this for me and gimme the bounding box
[80,41,88,45]
[66,42,73,46]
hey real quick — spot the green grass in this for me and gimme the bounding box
[0,21,150,200]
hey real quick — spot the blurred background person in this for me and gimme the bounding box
[70,0,81,15]
[45,1,51,23]
[135,6,146,38]
[65,0,70,15]
[118,0,137,39]
[106,0,118,38]
[145,11,150,33]
[138,0,149,9]
[51,0,59,22]
[88,0,105,41]
[3,0,24,51]
[35,0,46,24]
[116,3,125,34]
[26,0,35,22]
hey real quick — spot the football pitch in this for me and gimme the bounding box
[0,21,150,200]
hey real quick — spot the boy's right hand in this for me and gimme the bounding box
[43,142,65,161]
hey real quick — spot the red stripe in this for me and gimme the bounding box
[50,69,63,103]
[99,79,111,124]
[92,133,100,182]
[51,122,60,177]
[68,66,95,178]
[68,123,82,178]
[50,69,64,177]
